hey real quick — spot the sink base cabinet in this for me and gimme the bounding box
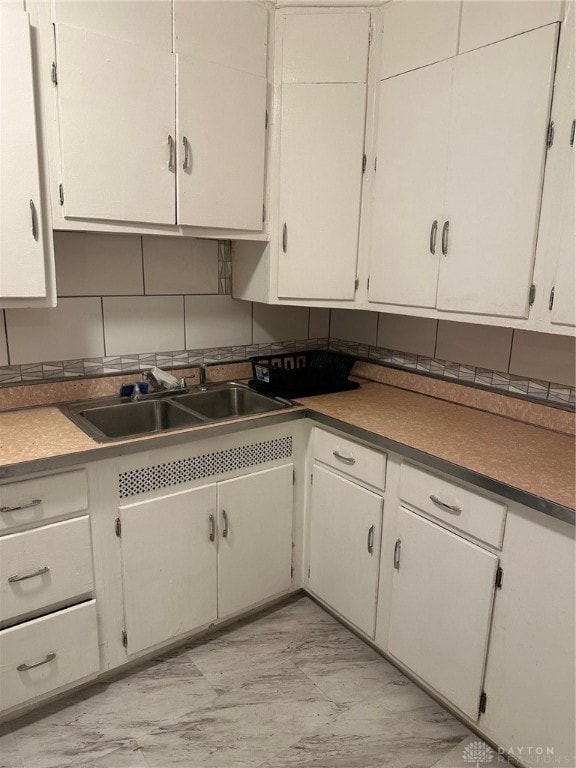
[308,464,383,638]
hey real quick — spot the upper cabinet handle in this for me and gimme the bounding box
[333,450,355,465]
[429,220,438,255]
[0,499,41,514]
[429,494,462,515]
[571,119,575,147]
[167,135,175,172]
[208,513,215,542]
[282,223,288,253]
[182,136,191,171]
[30,200,39,241]
[222,509,229,538]
[441,220,449,256]
[367,524,375,554]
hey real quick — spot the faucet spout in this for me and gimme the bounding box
[199,364,208,392]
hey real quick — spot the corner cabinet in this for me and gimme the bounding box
[0,5,55,306]
[46,1,268,233]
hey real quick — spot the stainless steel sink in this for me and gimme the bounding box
[60,382,291,442]
[172,385,288,420]
[64,398,206,442]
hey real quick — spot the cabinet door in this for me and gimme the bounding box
[308,465,383,637]
[437,26,557,317]
[388,508,498,719]
[368,60,452,308]
[380,1,461,79]
[119,484,217,656]
[459,0,563,54]
[176,57,267,230]
[217,465,293,618]
[55,24,176,224]
[550,153,575,327]
[277,83,366,300]
[0,7,46,298]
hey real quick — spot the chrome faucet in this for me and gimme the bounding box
[198,363,208,392]
[130,382,142,401]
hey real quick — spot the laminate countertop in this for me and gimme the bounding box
[0,380,573,522]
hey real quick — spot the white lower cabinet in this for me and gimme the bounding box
[387,507,499,719]
[118,484,218,656]
[0,601,99,712]
[308,464,383,637]
[118,463,294,656]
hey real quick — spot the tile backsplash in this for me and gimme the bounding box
[0,234,573,411]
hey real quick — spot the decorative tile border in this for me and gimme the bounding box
[217,241,232,295]
[328,339,575,410]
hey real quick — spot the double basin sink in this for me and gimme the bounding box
[61,383,291,443]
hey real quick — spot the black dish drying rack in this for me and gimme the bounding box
[248,350,358,399]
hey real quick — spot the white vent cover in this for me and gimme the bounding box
[119,437,293,498]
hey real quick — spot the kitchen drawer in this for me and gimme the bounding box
[0,600,99,712]
[399,463,507,549]
[0,469,88,533]
[0,516,94,623]
[314,428,387,490]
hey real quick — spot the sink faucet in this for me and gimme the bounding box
[199,363,208,392]
[130,382,142,401]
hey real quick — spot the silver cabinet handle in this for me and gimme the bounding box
[17,652,56,672]
[571,119,575,147]
[441,220,449,256]
[182,136,191,171]
[167,135,175,171]
[30,199,39,241]
[209,513,215,542]
[222,509,229,538]
[8,565,50,583]
[333,450,355,465]
[429,220,438,255]
[393,538,401,570]
[429,494,462,515]
[0,499,41,514]
[282,223,288,253]
[367,524,375,554]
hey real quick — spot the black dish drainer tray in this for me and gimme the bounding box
[249,350,358,399]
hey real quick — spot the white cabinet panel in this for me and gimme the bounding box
[217,465,293,618]
[459,0,563,54]
[277,83,366,300]
[0,7,46,299]
[380,1,461,79]
[177,57,266,230]
[388,508,498,719]
[550,152,575,328]
[309,465,383,637]
[369,60,452,308]
[119,485,218,655]
[281,11,370,84]
[55,25,176,224]
[174,1,268,77]
[437,26,557,317]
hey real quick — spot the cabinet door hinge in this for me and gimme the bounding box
[262,204,266,223]
[479,691,487,715]
[310,472,313,485]
[546,120,554,149]
[362,154,367,174]
[121,629,128,648]
[58,184,64,206]
[265,109,268,129]
[307,567,311,578]
[374,156,377,172]
[115,517,121,537]
[354,276,359,291]
[549,286,555,311]
[368,26,372,45]
[291,565,294,578]
[51,61,58,86]
[529,283,536,306]
[292,469,296,485]
[495,566,503,590]
[367,276,370,290]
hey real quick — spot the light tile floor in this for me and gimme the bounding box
[0,597,480,768]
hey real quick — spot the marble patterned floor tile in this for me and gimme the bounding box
[0,727,23,768]
[294,659,405,705]
[75,743,151,768]
[430,734,499,767]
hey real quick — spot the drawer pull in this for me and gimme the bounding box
[8,565,50,583]
[429,494,462,515]
[367,524,375,554]
[0,499,41,513]
[17,652,56,672]
[333,451,356,465]
[222,509,229,538]
[393,538,401,570]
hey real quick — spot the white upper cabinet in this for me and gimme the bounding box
[55,24,176,224]
[368,59,453,308]
[458,0,563,54]
[0,6,47,299]
[437,25,557,317]
[380,1,461,79]
[276,10,370,302]
[549,152,575,328]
